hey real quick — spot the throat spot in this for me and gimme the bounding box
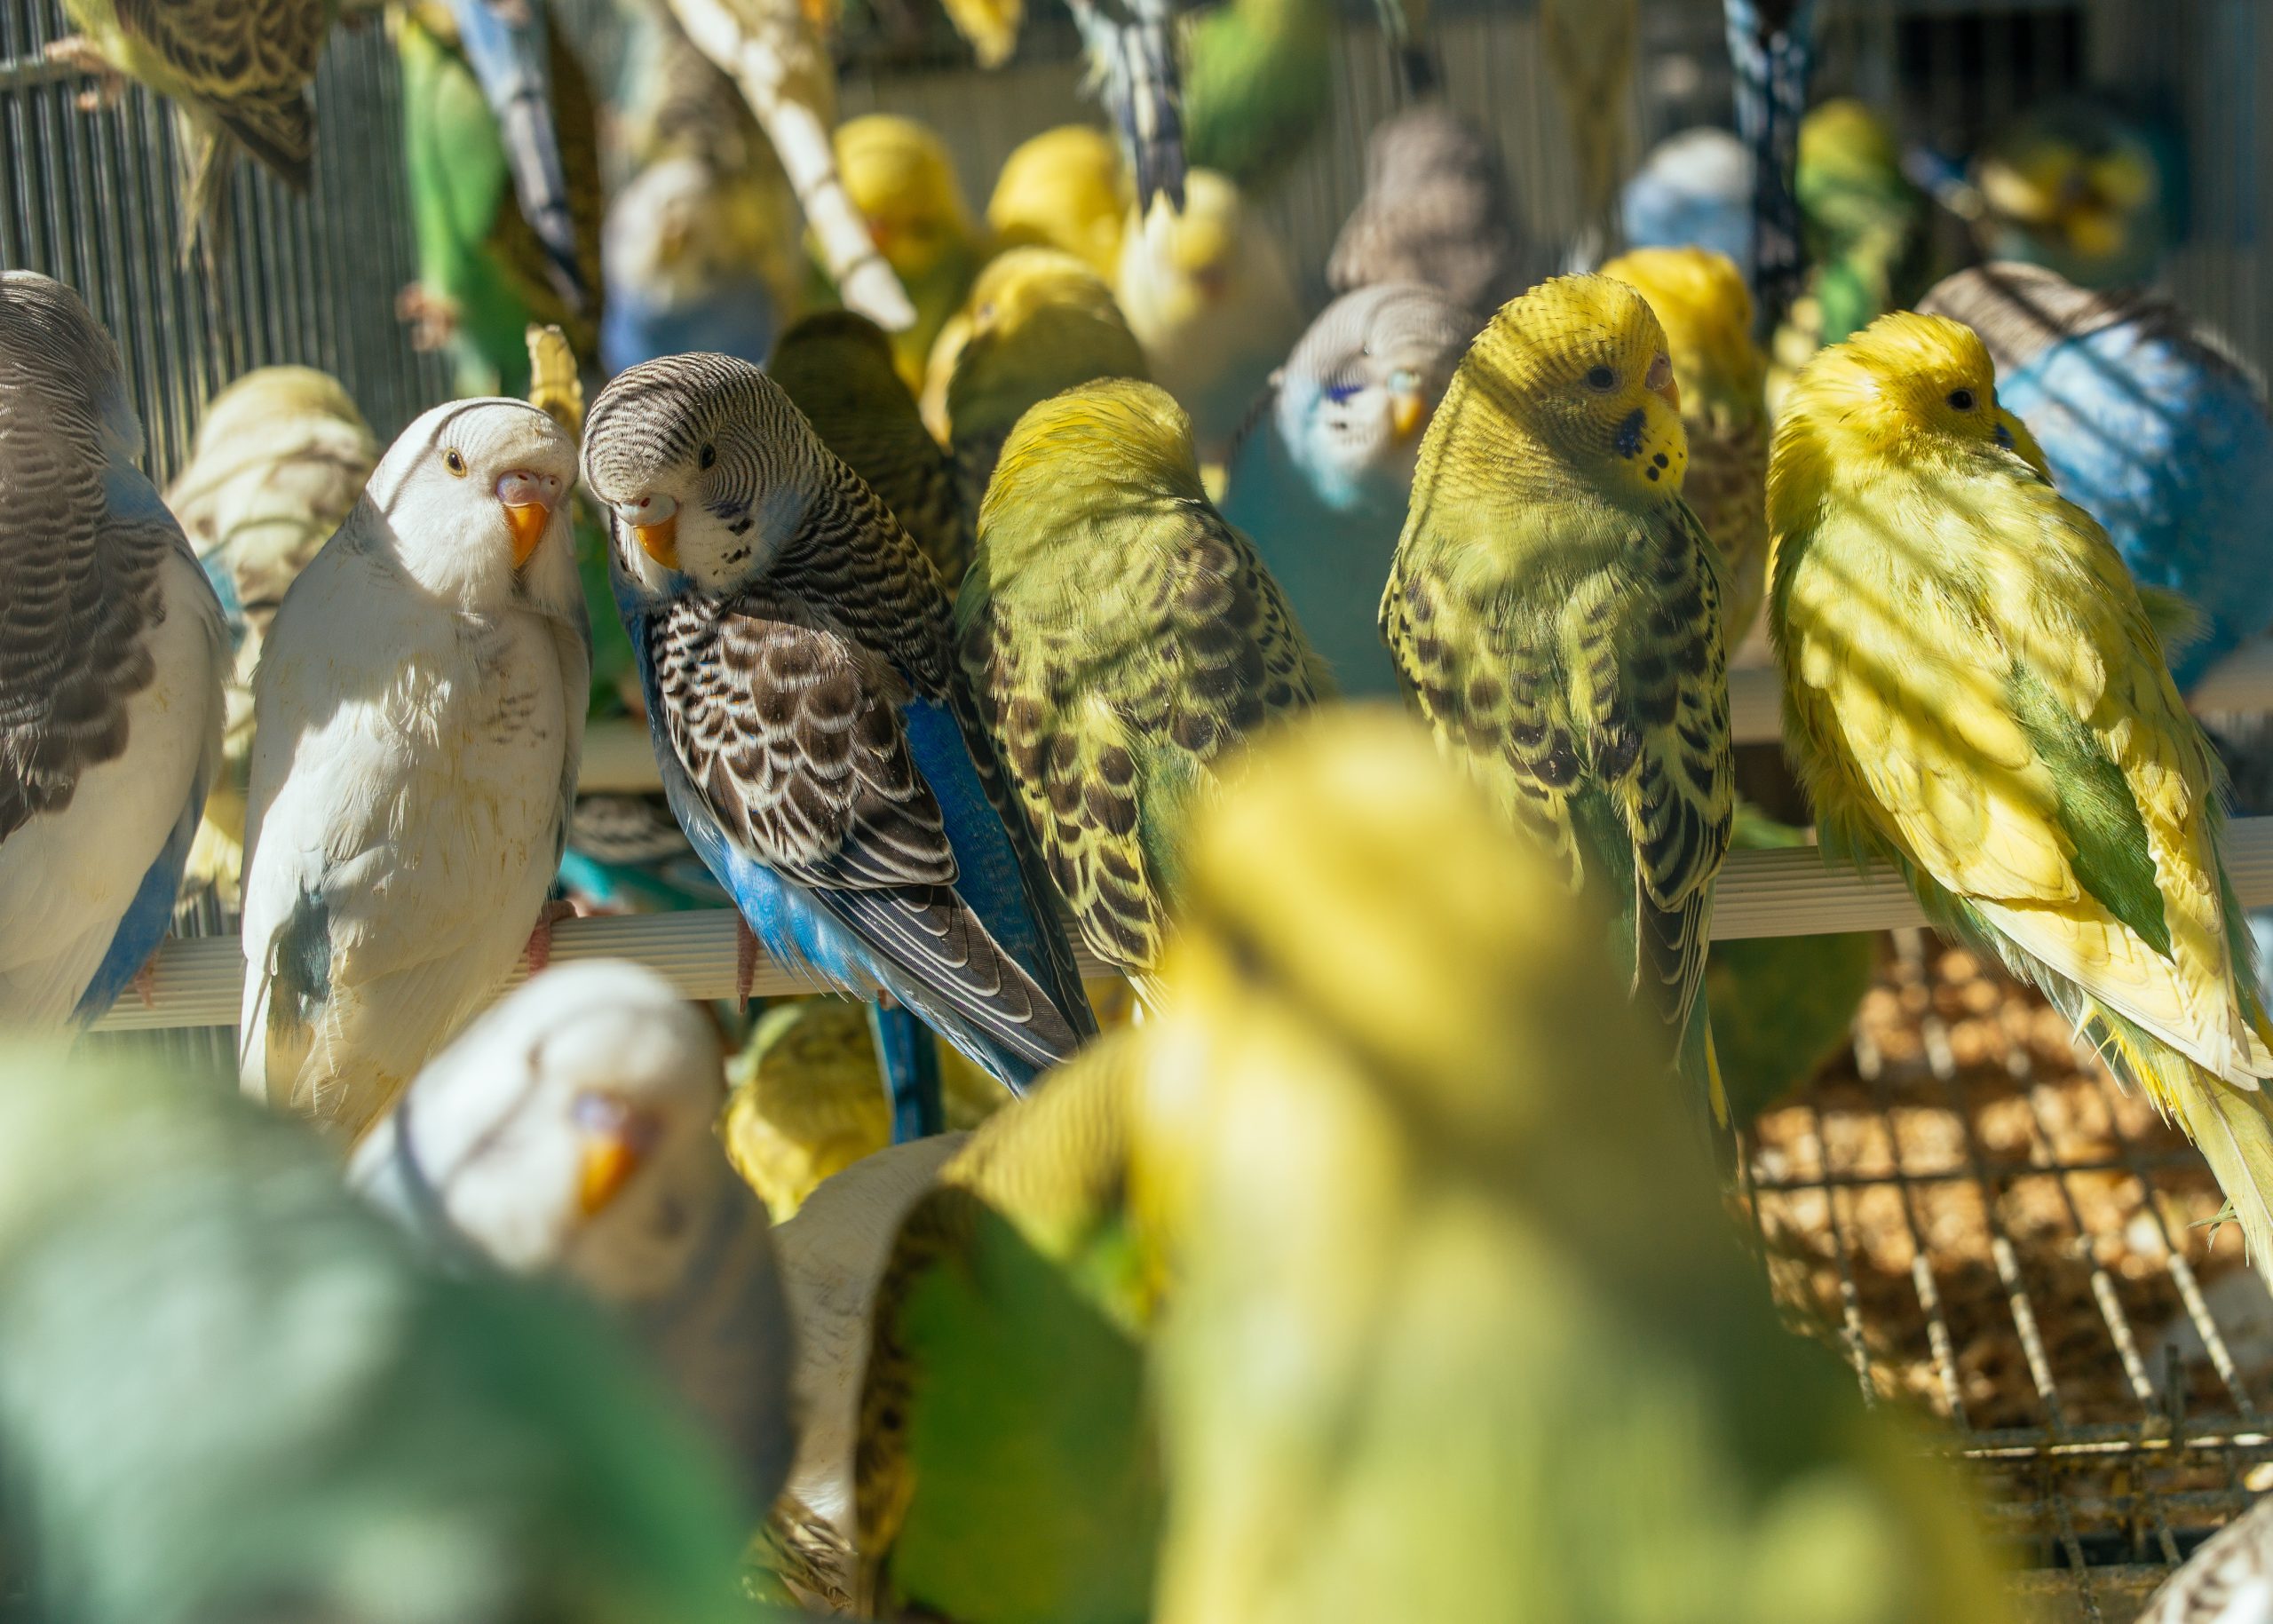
[1613,408,1647,459]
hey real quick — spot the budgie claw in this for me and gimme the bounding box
[394,284,460,353]
[735,915,759,1012]
[523,899,580,976]
[128,957,158,1010]
[44,38,123,110]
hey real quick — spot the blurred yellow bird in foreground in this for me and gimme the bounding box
[1135,709,2012,1624]
[1771,311,2273,1282]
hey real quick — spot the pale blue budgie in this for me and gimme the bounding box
[0,272,226,1030]
[1220,282,1478,696]
[1621,125,1754,278]
[239,398,589,1141]
[601,152,781,374]
[581,354,1097,1108]
[353,959,796,1507]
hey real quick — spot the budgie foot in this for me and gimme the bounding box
[523,899,581,975]
[735,916,759,1011]
[395,284,459,353]
[127,956,159,1010]
[43,37,123,112]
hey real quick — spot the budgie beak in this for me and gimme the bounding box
[1644,351,1682,413]
[1390,391,1428,441]
[495,470,562,570]
[574,1094,662,1216]
[614,494,681,571]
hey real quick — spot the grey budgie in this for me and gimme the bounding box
[2137,1495,2273,1623]
[0,271,226,1030]
[1327,103,1533,314]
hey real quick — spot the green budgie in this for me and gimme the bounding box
[1796,99,1931,351]
[0,1042,757,1624]
[1180,0,1332,194]
[1136,710,2014,1624]
[395,0,604,397]
[770,309,973,588]
[1381,273,1732,1112]
[956,377,1331,997]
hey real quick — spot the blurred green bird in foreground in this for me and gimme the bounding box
[1382,273,1732,1112]
[1134,709,2013,1624]
[0,1044,756,1624]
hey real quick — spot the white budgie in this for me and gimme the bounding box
[239,397,588,1141]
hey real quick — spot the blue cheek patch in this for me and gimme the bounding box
[1994,421,2016,450]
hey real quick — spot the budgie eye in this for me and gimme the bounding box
[443,448,468,478]
[699,443,717,471]
[1946,388,1978,411]
[1583,365,1617,392]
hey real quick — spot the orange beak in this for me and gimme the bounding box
[495,469,561,570]
[575,1100,663,1216]
[1390,391,1428,441]
[503,502,551,569]
[1644,351,1682,414]
[634,513,679,571]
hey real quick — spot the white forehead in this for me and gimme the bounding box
[368,397,574,511]
[476,962,720,1108]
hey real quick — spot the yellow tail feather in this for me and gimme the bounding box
[2105,1020,2273,1286]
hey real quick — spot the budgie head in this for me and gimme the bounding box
[986,123,1129,281]
[606,154,778,305]
[1620,126,1754,274]
[585,353,828,596]
[1428,273,1687,503]
[363,397,580,617]
[836,114,978,283]
[1776,311,2043,479]
[0,270,138,458]
[945,248,1149,445]
[1270,283,1479,514]
[1117,169,1279,333]
[982,378,1207,540]
[349,962,731,1301]
[1597,246,1765,430]
[768,309,915,424]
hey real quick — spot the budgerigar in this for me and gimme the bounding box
[2136,1494,2273,1624]
[985,123,1129,282]
[1798,99,1930,351]
[240,398,588,1141]
[352,960,796,1508]
[1221,282,1477,697]
[168,366,377,906]
[444,0,591,316]
[772,309,972,588]
[1770,312,2273,1280]
[828,115,987,395]
[1065,0,1184,216]
[662,0,916,334]
[851,1029,1162,1623]
[1327,101,1531,315]
[1621,125,1754,278]
[957,377,1330,997]
[1723,0,1818,337]
[1916,262,2273,694]
[940,246,1150,519]
[1180,0,1330,194]
[0,1042,758,1624]
[0,273,225,1031]
[1970,98,2170,290]
[1540,0,1638,253]
[1601,245,1771,644]
[396,0,605,395]
[51,0,327,254]
[582,353,1098,1109]
[1134,709,2011,1624]
[1381,273,1732,1105]
[1116,168,1301,453]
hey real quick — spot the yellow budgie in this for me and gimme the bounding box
[169,368,378,904]
[1770,311,2273,1279]
[1539,0,1638,250]
[1135,709,2012,1624]
[986,124,1129,282]
[831,114,989,392]
[1601,245,1771,645]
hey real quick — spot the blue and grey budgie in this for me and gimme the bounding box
[1327,102,1531,315]
[352,960,797,1508]
[1221,282,1478,697]
[1066,0,1185,215]
[1621,125,1754,279]
[1915,262,2273,694]
[0,272,226,1030]
[1723,0,1818,337]
[581,353,1098,1113]
[445,0,592,317]
[0,1040,758,1624]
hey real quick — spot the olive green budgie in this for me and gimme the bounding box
[851,1027,1164,1624]
[1796,99,1931,351]
[1539,0,1639,253]
[51,0,328,254]
[662,0,916,336]
[1381,273,1733,1105]
[168,366,378,906]
[828,114,989,395]
[1600,244,1771,645]
[0,1042,759,1624]
[771,308,973,588]
[1772,311,2273,1281]
[395,0,604,397]
[939,246,1151,519]
[1133,709,2013,1624]
[957,378,1332,997]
